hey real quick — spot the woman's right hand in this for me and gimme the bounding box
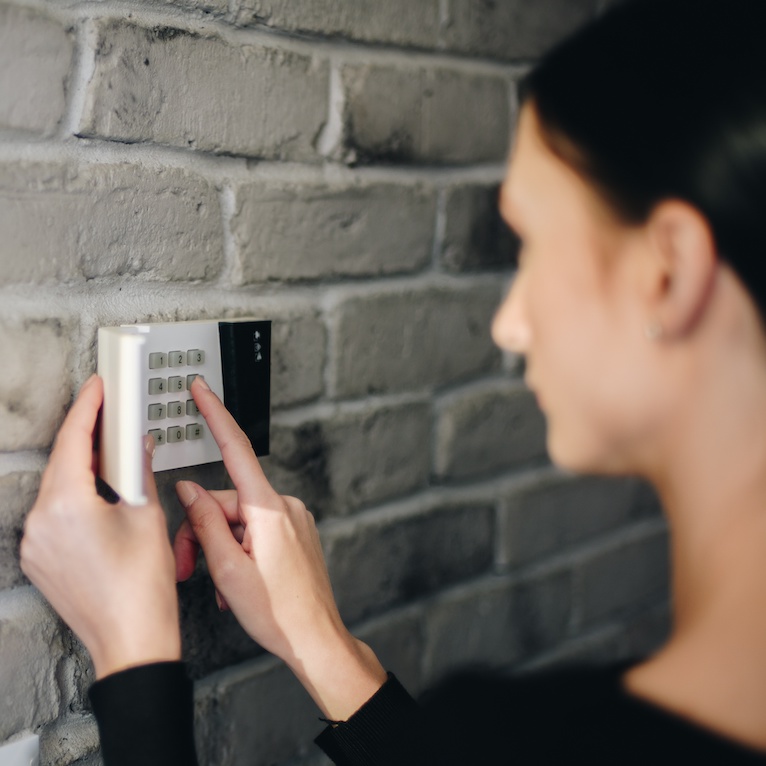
[174,376,387,721]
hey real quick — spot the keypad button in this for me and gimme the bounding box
[169,351,186,367]
[148,403,166,421]
[186,423,204,440]
[168,401,184,418]
[148,352,167,369]
[148,429,166,446]
[187,373,201,389]
[188,349,205,365]
[148,378,166,395]
[167,426,184,443]
[186,399,200,416]
[168,376,185,393]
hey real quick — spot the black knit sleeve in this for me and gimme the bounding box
[314,673,421,766]
[88,662,199,766]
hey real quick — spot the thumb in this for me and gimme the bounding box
[176,481,248,584]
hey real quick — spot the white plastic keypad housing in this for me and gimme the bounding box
[97,318,270,505]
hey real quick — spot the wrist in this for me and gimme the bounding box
[287,629,387,721]
[90,623,182,680]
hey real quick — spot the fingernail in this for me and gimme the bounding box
[82,374,97,388]
[194,375,210,391]
[144,435,156,459]
[176,480,198,508]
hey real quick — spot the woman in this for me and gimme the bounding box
[20,0,766,762]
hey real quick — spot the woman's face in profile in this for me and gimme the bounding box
[493,106,664,475]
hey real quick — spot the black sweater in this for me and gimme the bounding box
[89,661,766,765]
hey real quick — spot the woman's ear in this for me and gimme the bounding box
[645,200,718,338]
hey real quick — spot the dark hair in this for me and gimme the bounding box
[521,0,766,317]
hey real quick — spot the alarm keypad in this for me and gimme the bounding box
[146,348,206,449]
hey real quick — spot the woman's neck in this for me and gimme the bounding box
[627,270,766,749]
[653,310,766,633]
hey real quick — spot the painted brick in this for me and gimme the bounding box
[527,604,671,672]
[434,379,547,481]
[423,578,517,682]
[578,526,670,627]
[39,715,100,766]
[178,568,265,681]
[340,64,511,165]
[633,478,665,519]
[440,184,518,273]
[0,319,73,451]
[496,471,646,569]
[523,600,671,671]
[236,0,441,50]
[0,588,65,741]
[71,756,103,766]
[0,161,223,284]
[195,657,321,766]
[444,0,599,60]
[270,314,326,409]
[519,624,626,671]
[163,0,228,12]
[80,21,329,161]
[234,0,598,61]
[616,602,671,660]
[0,472,40,589]
[155,460,231,538]
[511,569,573,660]
[263,400,431,519]
[330,283,502,398]
[231,181,437,282]
[0,5,73,135]
[324,502,494,624]
[423,569,570,683]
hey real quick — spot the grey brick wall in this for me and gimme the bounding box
[0,1,669,764]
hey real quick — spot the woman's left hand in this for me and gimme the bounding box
[20,375,181,679]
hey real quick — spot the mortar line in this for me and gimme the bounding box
[226,0,239,24]
[215,183,241,288]
[44,0,527,77]
[59,18,97,141]
[430,187,448,273]
[0,451,48,475]
[316,58,347,162]
[0,132,507,187]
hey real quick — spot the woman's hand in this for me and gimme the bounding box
[20,375,181,679]
[174,376,387,720]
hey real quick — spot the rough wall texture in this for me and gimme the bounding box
[0,0,669,763]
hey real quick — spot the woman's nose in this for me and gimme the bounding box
[491,273,531,354]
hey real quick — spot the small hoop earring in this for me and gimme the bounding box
[644,321,664,341]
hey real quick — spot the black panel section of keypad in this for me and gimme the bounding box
[218,320,271,457]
